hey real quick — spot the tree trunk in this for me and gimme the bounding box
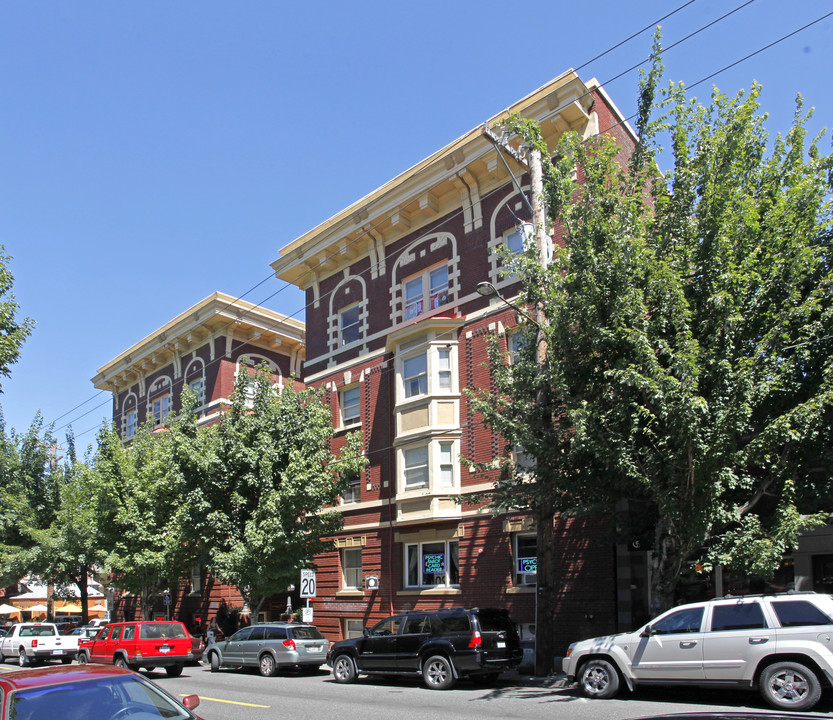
[535,501,555,675]
[650,526,682,614]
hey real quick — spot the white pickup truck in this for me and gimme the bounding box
[0,622,79,666]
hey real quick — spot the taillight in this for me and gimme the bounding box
[282,639,296,651]
[31,639,38,649]
[468,630,481,648]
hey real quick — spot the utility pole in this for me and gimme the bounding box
[484,125,554,676]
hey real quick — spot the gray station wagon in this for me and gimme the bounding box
[205,623,329,676]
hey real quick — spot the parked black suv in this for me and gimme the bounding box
[327,607,522,690]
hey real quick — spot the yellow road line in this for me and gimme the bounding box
[180,694,270,708]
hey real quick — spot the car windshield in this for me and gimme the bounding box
[139,623,187,640]
[9,674,192,720]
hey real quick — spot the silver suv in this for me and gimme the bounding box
[563,591,833,712]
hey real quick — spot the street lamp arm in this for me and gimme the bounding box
[475,282,541,329]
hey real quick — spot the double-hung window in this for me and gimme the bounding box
[125,411,137,439]
[505,223,531,255]
[405,540,459,588]
[340,305,361,346]
[188,378,205,405]
[404,266,449,320]
[342,470,361,503]
[514,534,537,586]
[402,352,428,398]
[151,395,171,426]
[342,548,362,590]
[340,386,360,427]
[403,445,429,488]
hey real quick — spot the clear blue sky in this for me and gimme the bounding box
[1,0,830,447]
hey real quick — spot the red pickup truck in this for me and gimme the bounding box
[77,620,194,677]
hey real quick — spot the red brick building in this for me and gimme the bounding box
[270,71,643,653]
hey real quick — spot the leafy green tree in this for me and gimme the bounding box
[92,420,193,619]
[0,413,62,588]
[473,47,832,647]
[183,366,366,619]
[0,246,33,391]
[26,434,109,625]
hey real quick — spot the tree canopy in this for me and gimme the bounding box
[473,50,832,614]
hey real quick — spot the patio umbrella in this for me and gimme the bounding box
[89,604,108,612]
[26,603,49,612]
[55,603,83,613]
[0,603,22,614]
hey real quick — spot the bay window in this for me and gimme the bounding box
[403,445,429,488]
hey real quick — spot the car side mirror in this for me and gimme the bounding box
[182,695,200,710]
[362,628,369,637]
[640,625,655,638]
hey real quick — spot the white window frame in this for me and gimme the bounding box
[343,618,364,639]
[342,548,362,590]
[505,223,532,255]
[151,395,171,426]
[340,386,361,427]
[398,439,459,494]
[342,471,361,504]
[402,352,428,399]
[405,540,459,588]
[397,343,458,403]
[403,264,449,320]
[125,410,137,439]
[514,533,537,586]
[188,378,205,405]
[403,444,429,489]
[339,304,361,346]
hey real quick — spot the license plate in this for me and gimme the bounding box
[52,650,63,655]
[306,645,322,653]
[159,646,171,654]
[496,642,505,648]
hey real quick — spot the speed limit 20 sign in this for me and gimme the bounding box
[300,569,316,599]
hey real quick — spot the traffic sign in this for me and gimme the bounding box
[300,569,316,599]
[162,592,172,606]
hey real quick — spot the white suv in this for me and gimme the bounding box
[563,592,833,712]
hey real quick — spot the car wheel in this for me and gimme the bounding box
[61,657,73,665]
[18,649,28,667]
[422,655,456,690]
[259,653,277,677]
[166,664,184,678]
[760,661,821,711]
[578,659,620,699]
[114,656,129,669]
[209,652,220,673]
[76,652,88,665]
[332,654,357,684]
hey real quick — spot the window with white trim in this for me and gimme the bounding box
[438,442,454,487]
[342,548,362,590]
[514,534,537,586]
[402,353,428,398]
[403,445,429,488]
[405,540,459,588]
[151,395,171,426]
[126,411,137,439]
[505,223,532,255]
[343,618,364,639]
[189,378,205,405]
[340,386,360,427]
[339,304,361,346]
[404,265,449,320]
[342,470,361,504]
[438,347,452,390]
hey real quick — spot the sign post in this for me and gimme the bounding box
[300,570,316,623]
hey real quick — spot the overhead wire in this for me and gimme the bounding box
[58,1,828,441]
